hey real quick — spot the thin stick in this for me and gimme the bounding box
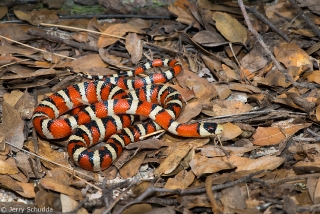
[237,0,317,89]
[40,23,126,40]
[0,59,30,68]
[0,35,75,60]
[288,0,320,38]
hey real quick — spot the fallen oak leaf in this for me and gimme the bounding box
[0,159,19,175]
[222,155,285,172]
[212,12,248,45]
[164,169,195,190]
[253,123,311,146]
[40,178,83,200]
[190,153,236,177]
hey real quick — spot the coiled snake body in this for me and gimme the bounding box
[32,59,223,171]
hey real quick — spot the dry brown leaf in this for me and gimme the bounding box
[1,68,57,80]
[98,48,122,66]
[304,70,320,84]
[0,174,35,198]
[199,146,226,157]
[0,6,7,20]
[273,96,303,111]
[42,52,61,64]
[313,178,320,204]
[179,193,211,209]
[263,69,291,87]
[290,29,315,37]
[168,5,200,29]
[0,41,37,55]
[190,153,236,177]
[119,152,146,179]
[0,174,23,192]
[228,83,262,93]
[223,155,285,172]
[293,157,320,174]
[0,159,19,175]
[177,67,217,100]
[97,23,141,48]
[61,194,87,213]
[35,190,61,211]
[214,85,232,100]
[317,105,320,121]
[240,44,269,73]
[220,122,243,141]
[220,185,247,211]
[16,181,36,198]
[6,158,28,183]
[207,100,252,116]
[126,18,151,32]
[177,100,203,123]
[171,84,195,101]
[25,139,70,169]
[253,123,311,146]
[68,54,107,69]
[223,146,259,156]
[0,102,25,150]
[192,30,227,47]
[40,178,83,200]
[212,12,248,45]
[122,204,152,214]
[14,91,36,120]
[222,64,238,81]
[46,168,72,186]
[274,43,312,68]
[15,152,36,179]
[71,32,89,43]
[307,177,317,203]
[164,169,195,189]
[154,142,192,176]
[126,138,168,150]
[14,9,58,25]
[125,33,143,64]
[3,90,24,106]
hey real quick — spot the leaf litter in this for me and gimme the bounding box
[0,0,320,213]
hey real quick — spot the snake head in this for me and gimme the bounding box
[201,123,224,136]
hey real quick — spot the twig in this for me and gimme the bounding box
[292,136,320,142]
[67,197,89,214]
[103,178,140,214]
[288,0,320,38]
[27,28,99,52]
[0,35,75,60]
[237,0,317,89]
[59,14,173,20]
[41,23,126,40]
[266,172,320,186]
[205,176,222,214]
[307,128,320,137]
[114,170,264,214]
[244,5,290,42]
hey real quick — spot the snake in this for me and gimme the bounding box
[32,59,223,171]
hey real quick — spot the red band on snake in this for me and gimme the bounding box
[32,59,223,171]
